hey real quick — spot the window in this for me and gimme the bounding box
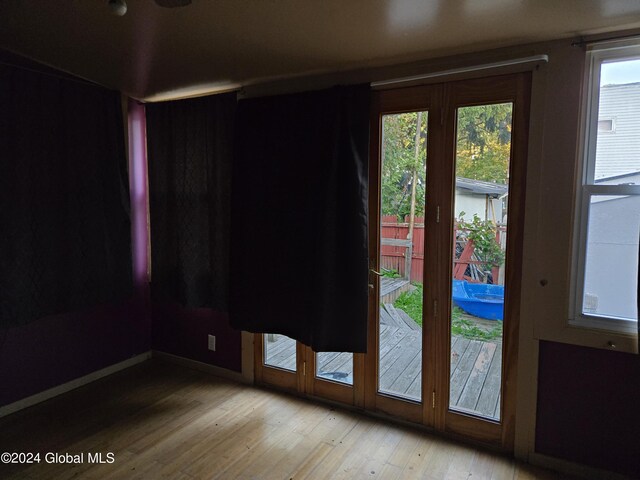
[573,44,640,335]
[597,118,614,133]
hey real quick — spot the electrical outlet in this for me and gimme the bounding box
[208,334,216,352]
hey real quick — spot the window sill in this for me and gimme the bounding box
[535,321,638,355]
[570,313,637,333]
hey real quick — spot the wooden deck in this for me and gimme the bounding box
[265,311,502,421]
[379,276,412,303]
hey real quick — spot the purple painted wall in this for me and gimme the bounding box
[152,304,241,373]
[536,341,640,478]
[0,299,150,406]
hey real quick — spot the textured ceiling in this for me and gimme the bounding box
[2,0,640,99]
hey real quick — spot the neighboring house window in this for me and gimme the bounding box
[597,118,615,133]
[573,43,640,335]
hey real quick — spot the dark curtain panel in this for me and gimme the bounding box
[230,85,370,353]
[0,64,132,328]
[146,93,236,310]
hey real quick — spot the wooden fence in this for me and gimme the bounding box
[380,215,424,283]
[381,215,507,285]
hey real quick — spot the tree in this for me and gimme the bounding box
[380,104,512,220]
[455,103,512,184]
[381,112,427,220]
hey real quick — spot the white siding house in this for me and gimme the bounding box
[584,83,640,320]
[454,177,507,223]
[594,82,640,180]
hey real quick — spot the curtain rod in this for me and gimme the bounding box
[572,32,640,48]
[370,54,549,88]
[0,60,103,89]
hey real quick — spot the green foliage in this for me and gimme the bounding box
[451,307,503,341]
[455,103,512,184]
[391,287,502,341]
[380,105,512,222]
[457,212,505,268]
[394,283,424,327]
[382,268,401,279]
[381,112,427,219]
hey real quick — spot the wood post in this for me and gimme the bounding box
[405,111,422,282]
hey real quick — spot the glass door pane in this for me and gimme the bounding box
[449,103,512,421]
[378,111,427,402]
[316,352,353,385]
[264,333,296,371]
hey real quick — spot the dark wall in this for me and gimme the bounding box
[536,341,640,478]
[0,74,152,409]
[0,295,150,407]
[0,87,241,410]
[152,304,241,373]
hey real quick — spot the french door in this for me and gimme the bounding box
[255,333,364,406]
[255,73,530,450]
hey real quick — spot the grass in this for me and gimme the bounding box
[451,307,503,341]
[381,268,402,279]
[394,283,424,327]
[393,283,502,341]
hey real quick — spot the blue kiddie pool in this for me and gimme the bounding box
[452,280,504,321]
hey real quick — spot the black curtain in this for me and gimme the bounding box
[146,93,236,310]
[0,63,132,328]
[230,85,370,353]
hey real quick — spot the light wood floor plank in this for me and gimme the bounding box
[0,360,575,480]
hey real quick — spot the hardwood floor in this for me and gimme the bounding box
[0,360,570,480]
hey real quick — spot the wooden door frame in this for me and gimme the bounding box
[436,72,531,450]
[254,334,361,406]
[365,84,444,425]
[303,347,361,406]
[254,333,302,393]
[254,72,531,452]
[366,72,531,451]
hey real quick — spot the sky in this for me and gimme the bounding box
[601,58,640,85]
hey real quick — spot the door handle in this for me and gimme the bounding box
[370,269,383,277]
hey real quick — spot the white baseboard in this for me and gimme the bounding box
[153,350,251,384]
[0,352,152,418]
[529,452,634,480]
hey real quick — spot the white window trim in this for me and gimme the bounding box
[568,42,640,349]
